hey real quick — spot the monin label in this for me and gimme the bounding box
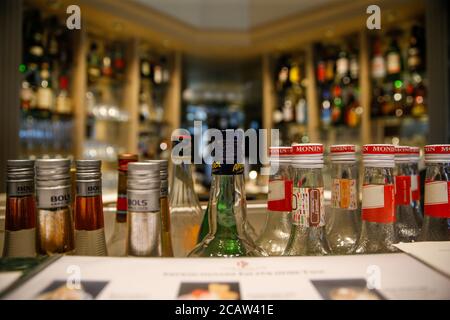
[77,181,102,197]
[7,181,34,197]
[37,186,71,209]
[128,190,160,212]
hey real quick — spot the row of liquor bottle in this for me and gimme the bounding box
[3,135,203,258]
[3,137,449,258]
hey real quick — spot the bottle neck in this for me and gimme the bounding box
[208,174,246,239]
[116,170,127,222]
[169,161,200,207]
[292,167,324,188]
[330,161,357,179]
[363,166,394,185]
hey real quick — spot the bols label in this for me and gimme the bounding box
[37,186,71,209]
[7,181,34,197]
[77,181,102,197]
[128,190,160,212]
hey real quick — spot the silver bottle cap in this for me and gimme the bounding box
[127,162,160,191]
[7,159,35,182]
[76,159,102,181]
[35,158,71,209]
[6,160,35,197]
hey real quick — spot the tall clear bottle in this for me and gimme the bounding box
[284,143,330,256]
[74,160,107,256]
[36,159,74,255]
[326,145,359,254]
[255,146,292,256]
[189,130,266,257]
[169,135,203,257]
[127,162,162,256]
[354,144,399,253]
[419,145,450,241]
[3,160,37,257]
[394,146,420,242]
[147,160,174,257]
[409,146,423,226]
[107,153,138,257]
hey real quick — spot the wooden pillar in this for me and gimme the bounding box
[0,0,22,192]
[123,38,140,154]
[72,25,87,159]
[164,51,182,135]
[305,44,319,142]
[262,54,274,147]
[359,30,371,145]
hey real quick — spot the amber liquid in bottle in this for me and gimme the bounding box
[37,207,74,255]
[4,196,37,257]
[74,195,107,256]
[160,196,174,257]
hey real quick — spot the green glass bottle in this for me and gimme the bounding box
[188,130,266,257]
[197,204,209,244]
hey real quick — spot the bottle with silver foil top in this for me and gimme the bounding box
[36,159,74,255]
[3,160,37,257]
[283,143,331,256]
[419,145,450,241]
[326,145,360,254]
[127,162,162,256]
[393,146,420,242]
[354,144,399,254]
[146,159,174,257]
[74,160,107,256]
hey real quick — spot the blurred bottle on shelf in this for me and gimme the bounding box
[419,145,450,241]
[169,135,203,257]
[88,42,101,82]
[37,62,53,111]
[256,147,292,256]
[394,146,421,242]
[355,145,398,254]
[284,144,330,256]
[327,145,359,254]
[55,75,72,114]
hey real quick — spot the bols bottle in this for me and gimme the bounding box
[36,159,74,254]
[3,160,37,257]
[74,160,107,256]
[127,162,162,256]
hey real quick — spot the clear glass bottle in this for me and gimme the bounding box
[169,135,203,257]
[3,160,37,257]
[409,146,423,227]
[355,144,399,254]
[36,159,74,255]
[326,145,359,254]
[255,146,292,256]
[189,130,266,257]
[127,162,162,257]
[419,145,450,241]
[107,153,138,257]
[394,146,420,242]
[147,160,174,257]
[74,160,107,256]
[284,143,330,256]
